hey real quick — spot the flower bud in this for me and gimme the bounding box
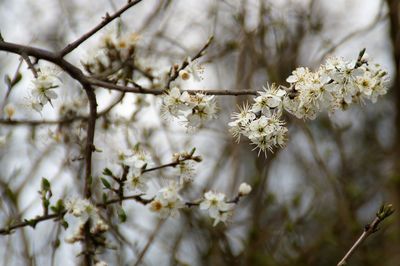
[238,182,252,196]
[4,103,15,119]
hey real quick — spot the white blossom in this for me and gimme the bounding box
[30,70,59,110]
[229,85,288,154]
[228,103,255,142]
[162,87,218,130]
[126,170,149,192]
[200,191,234,226]
[251,84,286,116]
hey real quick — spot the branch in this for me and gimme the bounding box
[0,95,127,126]
[88,77,257,96]
[83,86,97,199]
[0,194,151,235]
[142,154,201,173]
[59,0,144,57]
[337,203,394,266]
[0,118,79,126]
[0,41,257,96]
[0,213,61,235]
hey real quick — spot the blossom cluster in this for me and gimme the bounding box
[123,149,152,193]
[284,54,389,119]
[150,182,252,226]
[230,52,389,154]
[229,84,288,155]
[150,182,185,218]
[162,87,217,130]
[65,198,109,243]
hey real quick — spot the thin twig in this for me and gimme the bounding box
[0,194,151,235]
[337,204,394,266]
[59,0,144,57]
[21,53,38,78]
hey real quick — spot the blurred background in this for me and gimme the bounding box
[0,0,399,265]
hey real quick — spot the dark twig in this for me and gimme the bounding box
[59,0,144,57]
[0,194,151,235]
[89,76,257,95]
[337,203,394,266]
[21,53,38,78]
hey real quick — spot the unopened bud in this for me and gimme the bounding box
[238,182,252,196]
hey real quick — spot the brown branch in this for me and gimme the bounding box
[337,204,394,266]
[0,189,245,236]
[21,53,38,78]
[0,213,61,235]
[0,41,257,96]
[0,41,88,85]
[0,118,79,126]
[0,194,151,235]
[59,0,144,57]
[88,77,257,95]
[142,155,199,173]
[83,87,97,199]
[0,95,127,126]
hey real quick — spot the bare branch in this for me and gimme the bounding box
[59,0,144,57]
[337,204,394,266]
[0,194,151,235]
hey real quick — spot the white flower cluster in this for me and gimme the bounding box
[284,55,389,119]
[65,198,109,243]
[82,32,140,78]
[150,182,185,218]
[117,148,152,193]
[162,87,217,130]
[29,70,59,112]
[229,84,288,155]
[150,182,252,226]
[230,52,389,154]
